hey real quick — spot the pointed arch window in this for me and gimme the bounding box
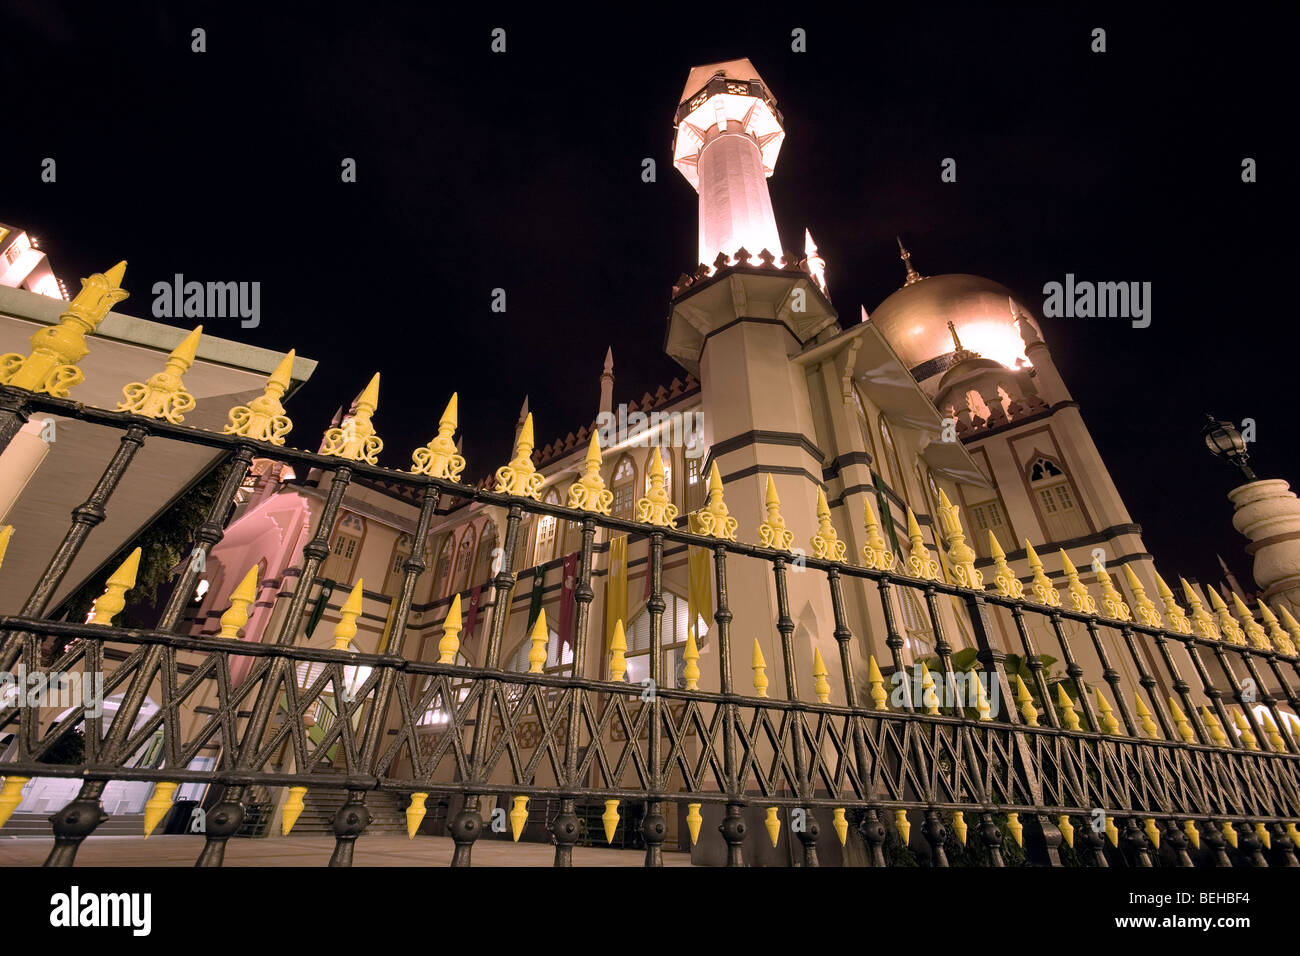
[384,532,414,595]
[432,534,455,600]
[878,417,909,508]
[852,385,879,462]
[325,513,365,582]
[452,530,475,594]
[612,455,636,520]
[898,588,934,659]
[472,521,499,587]
[1029,456,1088,542]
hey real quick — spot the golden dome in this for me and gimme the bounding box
[868,273,1037,380]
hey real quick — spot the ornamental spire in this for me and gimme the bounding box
[224,349,295,445]
[118,326,202,423]
[945,321,979,364]
[861,496,895,570]
[635,447,678,526]
[757,475,793,551]
[905,508,940,580]
[494,411,544,499]
[896,236,923,287]
[321,373,383,464]
[810,487,846,560]
[689,462,738,539]
[567,434,614,514]
[411,393,467,480]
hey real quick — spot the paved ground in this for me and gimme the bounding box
[0,833,694,867]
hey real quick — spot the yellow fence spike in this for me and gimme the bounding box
[951,810,968,844]
[493,412,544,499]
[935,489,982,588]
[1183,820,1200,850]
[528,609,549,674]
[1286,822,1300,850]
[1275,605,1300,656]
[1168,698,1197,743]
[833,808,849,846]
[810,487,847,561]
[1006,812,1023,847]
[905,508,940,580]
[751,640,769,697]
[321,372,384,464]
[894,809,910,845]
[566,434,613,515]
[224,348,296,445]
[1055,684,1081,731]
[0,525,12,571]
[1153,571,1192,633]
[281,786,307,835]
[0,776,30,828]
[973,676,992,720]
[920,662,940,715]
[1122,564,1162,627]
[143,782,179,838]
[1221,821,1237,849]
[1258,602,1295,656]
[1058,815,1075,849]
[1025,541,1061,606]
[609,619,627,681]
[686,803,703,846]
[331,579,365,650]
[1230,592,1270,650]
[1200,707,1228,747]
[410,393,467,480]
[1105,815,1119,847]
[1254,822,1270,850]
[1258,710,1287,753]
[509,796,529,841]
[406,792,428,839]
[861,497,895,570]
[1134,695,1160,739]
[1094,687,1121,735]
[988,532,1024,598]
[1095,566,1132,622]
[757,475,794,551]
[602,800,620,844]
[118,326,201,423]
[812,647,831,703]
[867,655,888,710]
[89,547,142,625]
[1180,578,1220,640]
[0,260,129,397]
[1059,551,1097,614]
[635,447,679,527]
[218,565,260,639]
[1143,818,1161,850]
[1231,709,1258,751]
[1014,674,1038,726]
[688,462,738,539]
[764,807,781,847]
[438,593,462,663]
[1206,587,1246,645]
[683,627,700,690]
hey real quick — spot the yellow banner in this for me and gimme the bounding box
[605,533,628,652]
[688,545,713,638]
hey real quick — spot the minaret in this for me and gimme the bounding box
[599,347,614,415]
[673,59,786,266]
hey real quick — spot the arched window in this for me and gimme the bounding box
[852,385,879,462]
[878,417,908,507]
[1029,456,1088,542]
[624,591,708,688]
[533,490,560,565]
[452,530,475,594]
[472,521,498,587]
[684,455,706,512]
[324,513,365,583]
[612,455,636,520]
[504,622,573,676]
[384,532,414,596]
[898,588,934,658]
[968,498,1012,558]
[432,533,455,600]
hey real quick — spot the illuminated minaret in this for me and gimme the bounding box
[673,59,786,266]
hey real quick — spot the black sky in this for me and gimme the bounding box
[1,2,1294,588]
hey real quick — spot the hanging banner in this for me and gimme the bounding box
[605,533,628,652]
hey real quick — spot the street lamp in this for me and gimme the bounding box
[1202,414,1257,482]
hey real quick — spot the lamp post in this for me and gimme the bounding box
[1202,414,1257,482]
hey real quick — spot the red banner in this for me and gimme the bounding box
[557,552,578,652]
[465,585,482,642]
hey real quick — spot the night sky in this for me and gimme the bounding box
[2,2,1292,589]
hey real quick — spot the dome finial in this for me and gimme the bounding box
[896,236,924,286]
[946,320,979,363]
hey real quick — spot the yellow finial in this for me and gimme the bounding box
[683,627,700,690]
[1254,822,1270,850]
[0,525,12,571]
[0,260,129,397]
[1094,565,1132,621]
[1014,674,1038,726]
[281,786,308,835]
[635,447,679,526]
[1144,818,1161,850]
[920,662,940,715]
[1230,593,1270,650]
[1258,710,1288,753]
[1180,578,1219,640]
[438,593,462,663]
[812,647,831,703]
[609,619,627,681]
[509,795,529,841]
[905,508,940,580]
[567,434,614,514]
[860,496,895,570]
[1134,695,1160,739]
[951,811,968,844]
[1287,823,1300,850]
[218,565,260,639]
[89,547,142,625]
[406,793,428,838]
[1200,707,1228,747]
[1094,687,1121,735]
[1059,551,1097,614]
[833,808,849,846]
[1025,541,1061,606]
[1006,813,1023,847]
[1221,821,1237,849]
[321,373,384,464]
[332,579,365,650]
[1276,605,1300,656]
[1104,816,1119,847]
[411,393,468,481]
[1058,815,1075,849]
[528,609,549,674]
[1123,565,1162,628]
[494,412,544,499]
[935,488,982,589]
[602,800,620,844]
[894,809,911,844]
[867,655,888,710]
[751,639,769,697]
[988,532,1023,598]
[1167,698,1197,743]
[1232,709,1258,751]
[0,776,30,828]
[764,807,781,847]
[1153,571,1192,633]
[1258,602,1295,655]
[143,782,179,838]
[757,475,793,551]
[1183,820,1200,850]
[118,326,202,423]
[810,487,847,561]
[973,674,992,720]
[686,803,703,845]
[224,349,296,445]
[1206,587,1246,645]
[689,462,738,539]
[1055,684,1081,731]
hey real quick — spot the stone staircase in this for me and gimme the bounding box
[287,788,408,836]
[0,811,144,839]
